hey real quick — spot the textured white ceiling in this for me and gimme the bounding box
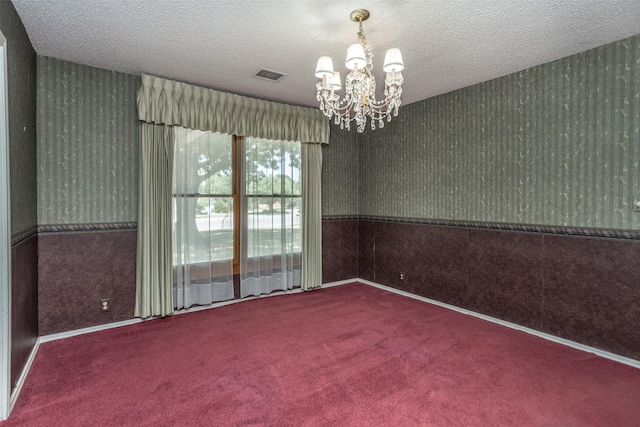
[11,0,640,108]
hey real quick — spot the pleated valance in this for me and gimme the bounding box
[137,74,330,144]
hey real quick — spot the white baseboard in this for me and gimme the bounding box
[320,278,359,288]
[40,279,357,343]
[40,318,145,343]
[358,278,640,370]
[9,337,40,414]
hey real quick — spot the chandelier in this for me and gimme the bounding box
[315,9,405,133]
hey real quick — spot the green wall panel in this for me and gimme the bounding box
[35,34,640,230]
[321,124,360,216]
[37,57,140,225]
[358,35,640,230]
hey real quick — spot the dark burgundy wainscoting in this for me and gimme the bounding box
[466,229,545,330]
[38,230,137,335]
[373,222,471,305]
[357,220,376,282]
[358,220,640,360]
[410,226,469,309]
[11,234,38,390]
[541,235,640,359]
[321,220,358,283]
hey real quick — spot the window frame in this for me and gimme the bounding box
[232,135,241,274]
[172,134,302,277]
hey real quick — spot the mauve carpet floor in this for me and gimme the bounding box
[3,282,640,426]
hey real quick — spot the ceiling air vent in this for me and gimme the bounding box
[253,69,287,82]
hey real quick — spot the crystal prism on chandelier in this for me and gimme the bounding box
[315,9,405,133]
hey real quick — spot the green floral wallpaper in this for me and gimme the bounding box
[321,124,361,216]
[37,57,140,225]
[357,35,640,230]
[35,34,640,230]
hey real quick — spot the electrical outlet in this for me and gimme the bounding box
[400,273,405,281]
[634,197,640,213]
[101,298,111,312]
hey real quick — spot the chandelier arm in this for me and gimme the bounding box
[325,103,358,119]
[321,91,355,111]
[327,103,355,114]
[317,90,353,113]
[320,93,358,118]
[320,87,400,116]
[361,84,401,106]
[367,95,398,109]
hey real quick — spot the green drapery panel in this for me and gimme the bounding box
[301,143,323,290]
[135,123,175,318]
[137,74,330,144]
[136,75,329,315]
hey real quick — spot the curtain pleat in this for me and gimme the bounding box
[137,74,330,144]
[301,143,323,290]
[135,123,175,318]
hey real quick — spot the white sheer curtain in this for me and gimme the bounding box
[240,137,302,297]
[172,127,234,309]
